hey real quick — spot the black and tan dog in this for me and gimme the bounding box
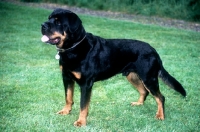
[41,8,186,126]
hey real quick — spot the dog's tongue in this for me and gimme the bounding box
[41,35,49,42]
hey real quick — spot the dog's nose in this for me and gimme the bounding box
[41,23,49,30]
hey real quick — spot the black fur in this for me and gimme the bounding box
[41,8,186,125]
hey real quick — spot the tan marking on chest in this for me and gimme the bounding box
[71,71,81,79]
[59,65,63,71]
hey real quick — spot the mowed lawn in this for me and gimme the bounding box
[0,1,200,132]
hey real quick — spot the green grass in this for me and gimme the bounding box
[21,0,200,22]
[1,1,200,131]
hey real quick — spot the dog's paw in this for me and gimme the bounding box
[56,108,71,115]
[74,119,86,127]
[131,102,143,106]
[155,113,164,120]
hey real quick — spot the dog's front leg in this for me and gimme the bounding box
[74,83,93,127]
[57,72,75,115]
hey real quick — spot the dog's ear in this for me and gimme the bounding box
[63,11,82,33]
[50,8,82,33]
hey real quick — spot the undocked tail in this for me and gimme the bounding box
[158,67,186,97]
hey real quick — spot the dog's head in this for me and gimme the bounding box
[41,8,86,48]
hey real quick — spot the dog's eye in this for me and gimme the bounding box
[55,20,61,25]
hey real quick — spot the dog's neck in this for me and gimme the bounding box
[56,34,86,53]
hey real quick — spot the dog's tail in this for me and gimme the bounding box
[158,67,186,97]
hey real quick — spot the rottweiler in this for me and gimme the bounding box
[41,8,186,127]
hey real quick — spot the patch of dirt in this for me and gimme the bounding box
[4,0,200,32]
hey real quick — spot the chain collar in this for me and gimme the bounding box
[56,35,86,53]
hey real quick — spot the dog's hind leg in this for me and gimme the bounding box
[127,72,149,106]
[154,90,165,120]
[142,77,165,120]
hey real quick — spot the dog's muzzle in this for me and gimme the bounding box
[41,23,61,45]
[41,23,49,34]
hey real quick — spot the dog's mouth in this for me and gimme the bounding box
[41,35,61,45]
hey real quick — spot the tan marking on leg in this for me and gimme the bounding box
[140,80,165,120]
[74,106,88,127]
[71,71,81,79]
[140,81,165,120]
[154,91,165,120]
[74,92,92,127]
[127,72,148,106]
[129,72,165,120]
[57,83,74,115]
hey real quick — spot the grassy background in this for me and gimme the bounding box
[20,0,200,22]
[1,1,200,131]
